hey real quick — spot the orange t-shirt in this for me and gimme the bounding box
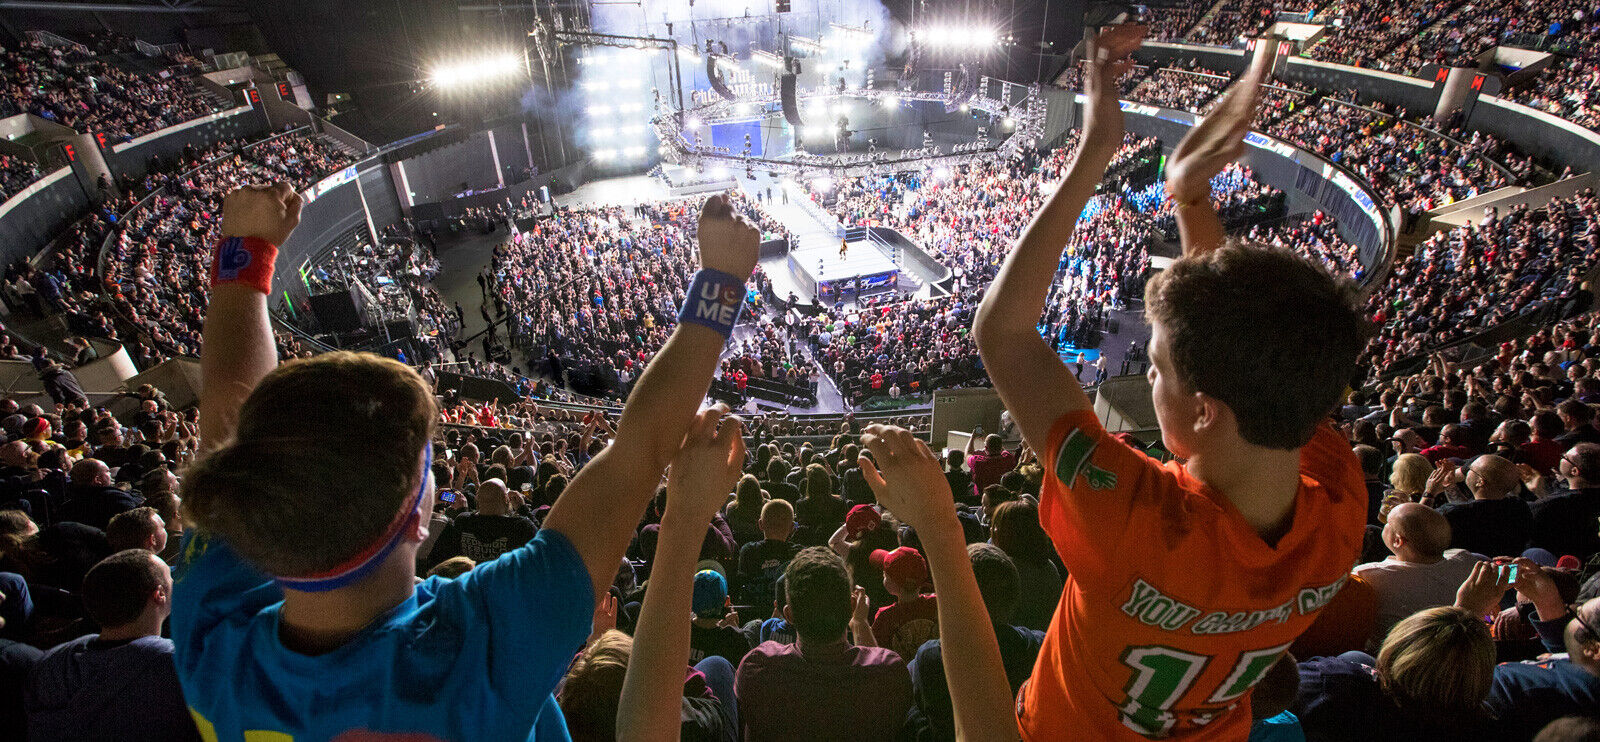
[1017,411,1365,741]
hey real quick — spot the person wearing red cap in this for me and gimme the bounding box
[828,502,880,559]
[865,545,939,662]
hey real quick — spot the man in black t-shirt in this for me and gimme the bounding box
[1436,454,1532,558]
[737,499,801,606]
[424,479,536,569]
[688,569,752,665]
[1530,443,1600,561]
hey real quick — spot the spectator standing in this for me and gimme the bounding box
[966,433,1017,493]
[171,187,760,739]
[975,39,1370,739]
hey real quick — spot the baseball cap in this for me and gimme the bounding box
[25,417,48,439]
[845,504,880,539]
[870,546,928,588]
[692,569,728,618]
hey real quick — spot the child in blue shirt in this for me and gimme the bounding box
[173,184,760,740]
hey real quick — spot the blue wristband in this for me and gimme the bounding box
[678,268,746,340]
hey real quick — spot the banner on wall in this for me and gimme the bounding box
[300,165,358,205]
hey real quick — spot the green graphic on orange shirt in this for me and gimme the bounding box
[1056,429,1118,490]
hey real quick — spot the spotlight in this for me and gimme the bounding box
[589,105,612,116]
[592,127,616,138]
[594,149,617,161]
[813,176,835,192]
[686,116,703,129]
[428,52,522,87]
[933,166,952,181]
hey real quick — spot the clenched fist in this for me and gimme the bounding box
[221,182,303,247]
[696,194,760,280]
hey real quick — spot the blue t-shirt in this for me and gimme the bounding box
[171,527,593,741]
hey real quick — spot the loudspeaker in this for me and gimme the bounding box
[310,289,363,333]
[707,55,738,101]
[780,73,801,126]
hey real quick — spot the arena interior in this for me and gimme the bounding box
[2,0,1600,740]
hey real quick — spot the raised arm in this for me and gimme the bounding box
[973,24,1145,453]
[858,425,1018,741]
[1164,51,1271,258]
[542,194,760,604]
[616,408,745,742]
[199,184,303,456]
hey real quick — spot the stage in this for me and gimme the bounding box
[787,236,900,302]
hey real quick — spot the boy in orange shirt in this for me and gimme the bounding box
[970,25,1371,741]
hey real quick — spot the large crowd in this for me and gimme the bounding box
[9,14,1600,742]
[1128,66,1232,113]
[99,132,355,361]
[1364,191,1600,374]
[0,40,221,144]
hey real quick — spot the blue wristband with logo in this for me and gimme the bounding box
[678,268,746,340]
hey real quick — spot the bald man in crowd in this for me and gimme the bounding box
[57,458,140,531]
[1353,502,1482,649]
[423,478,537,569]
[1438,454,1533,558]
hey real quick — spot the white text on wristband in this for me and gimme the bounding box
[678,269,746,339]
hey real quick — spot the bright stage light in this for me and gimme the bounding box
[803,124,830,138]
[585,80,610,92]
[686,116,703,129]
[933,166,952,181]
[592,127,616,139]
[712,166,732,179]
[428,52,522,87]
[881,94,898,108]
[594,149,616,161]
[625,146,648,158]
[917,26,1001,50]
[813,177,835,192]
[589,105,611,116]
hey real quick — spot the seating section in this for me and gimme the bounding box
[0,40,224,144]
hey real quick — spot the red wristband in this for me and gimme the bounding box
[210,236,278,295]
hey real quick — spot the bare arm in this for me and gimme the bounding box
[1164,52,1272,258]
[542,195,760,604]
[859,426,1018,740]
[974,26,1146,454]
[616,410,745,742]
[198,184,303,457]
[848,586,877,648]
[828,522,851,557]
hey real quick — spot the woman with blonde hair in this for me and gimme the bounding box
[1294,605,1496,741]
[1382,450,1433,521]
